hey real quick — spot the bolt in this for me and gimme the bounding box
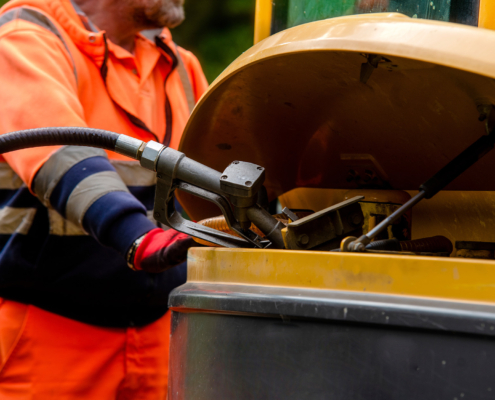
[257,167,263,171]
[350,241,366,252]
[245,181,252,187]
[363,169,375,183]
[297,234,310,246]
[154,212,161,218]
[233,161,239,165]
[351,213,362,225]
[157,174,163,179]
[346,169,358,183]
[221,175,228,180]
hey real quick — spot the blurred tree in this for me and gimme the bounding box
[0,0,256,83]
[173,0,256,83]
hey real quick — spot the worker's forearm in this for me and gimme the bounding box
[83,192,155,256]
[34,145,156,257]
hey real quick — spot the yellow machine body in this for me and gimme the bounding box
[184,247,495,305]
[168,6,495,398]
[177,6,495,308]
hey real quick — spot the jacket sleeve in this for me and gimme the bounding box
[0,27,84,186]
[0,26,155,256]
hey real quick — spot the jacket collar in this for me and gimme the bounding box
[69,0,98,33]
[1,0,179,65]
[1,0,106,65]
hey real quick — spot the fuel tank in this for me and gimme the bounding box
[170,13,495,399]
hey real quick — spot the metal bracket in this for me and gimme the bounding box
[282,207,300,222]
[284,196,364,251]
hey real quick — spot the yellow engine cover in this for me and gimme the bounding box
[178,13,495,222]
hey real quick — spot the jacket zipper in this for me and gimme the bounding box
[154,37,178,147]
[100,34,182,144]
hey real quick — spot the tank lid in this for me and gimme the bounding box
[178,14,495,220]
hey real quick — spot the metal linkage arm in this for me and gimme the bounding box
[343,131,495,252]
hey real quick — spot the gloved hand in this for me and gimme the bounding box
[128,228,200,273]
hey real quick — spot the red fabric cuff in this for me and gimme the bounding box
[134,228,189,271]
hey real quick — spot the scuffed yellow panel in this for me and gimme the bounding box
[188,247,495,304]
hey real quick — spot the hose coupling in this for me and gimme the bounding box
[140,141,166,172]
[115,135,145,160]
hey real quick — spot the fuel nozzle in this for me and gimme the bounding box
[116,138,284,249]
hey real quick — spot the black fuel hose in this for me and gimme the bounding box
[0,127,120,154]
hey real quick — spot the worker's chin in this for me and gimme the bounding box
[160,6,185,28]
[140,1,185,29]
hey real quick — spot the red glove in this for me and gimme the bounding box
[131,228,199,273]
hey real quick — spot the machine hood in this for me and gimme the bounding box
[178,13,495,220]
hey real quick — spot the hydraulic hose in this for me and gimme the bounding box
[365,235,453,254]
[194,211,314,247]
[0,127,122,154]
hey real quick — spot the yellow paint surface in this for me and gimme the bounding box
[479,0,495,30]
[254,0,272,44]
[188,247,495,305]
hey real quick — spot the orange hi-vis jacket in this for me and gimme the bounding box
[0,0,208,327]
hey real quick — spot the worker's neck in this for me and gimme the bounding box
[72,0,147,54]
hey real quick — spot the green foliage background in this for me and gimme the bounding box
[0,0,256,83]
[173,0,256,83]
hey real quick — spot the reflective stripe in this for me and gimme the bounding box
[34,146,107,208]
[0,207,36,235]
[69,0,98,33]
[0,7,78,83]
[142,31,196,115]
[111,161,156,187]
[176,46,195,115]
[65,171,129,226]
[0,163,23,190]
[48,209,87,236]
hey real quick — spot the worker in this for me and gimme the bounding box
[0,0,208,398]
